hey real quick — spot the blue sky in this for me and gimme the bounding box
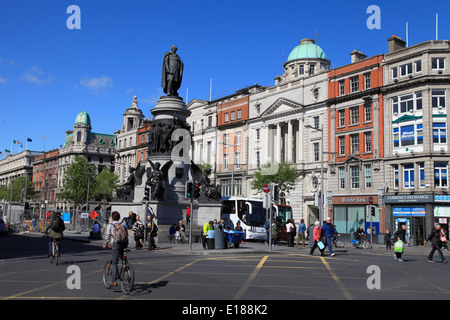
[0,0,449,154]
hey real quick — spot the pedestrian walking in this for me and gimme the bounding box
[385,229,392,250]
[286,219,295,247]
[186,205,191,225]
[440,229,448,251]
[132,216,144,250]
[178,220,187,244]
[169,224,176,243]
[321,217,339,257]
[308,224,314,249]
[394,224,408,245]
[146,214,157,251]
[296,219,306,248]
[309,221,325,256]
[393,237,404,262]
[425,223,448,264]
[202,221,214,249]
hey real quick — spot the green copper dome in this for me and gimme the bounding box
[75,110,91,126]
[286,38,327,63]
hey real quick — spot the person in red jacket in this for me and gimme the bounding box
[186,205,191,225]
[309,221,325,256]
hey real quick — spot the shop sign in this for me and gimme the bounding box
[434,195,450,203]
[333,195,378,205]
[384,194,433,203]
[393,206,426,216]
[434,206,450,217]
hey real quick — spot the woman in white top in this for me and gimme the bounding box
[286,219,295,247]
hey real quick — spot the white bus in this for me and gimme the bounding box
[221,196,293,241]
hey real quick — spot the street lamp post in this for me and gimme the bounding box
[304,123,337,225]
[305,123,324,224]
[219,141,236,196]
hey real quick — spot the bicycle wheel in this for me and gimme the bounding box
[50,241,56,264]
[102,260,113,289]
[363,241,370,249]
[54,245,59,265]
[120,263,135,295]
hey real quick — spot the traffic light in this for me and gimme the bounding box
[272,183,279,202]
[143,183,151,201]
[185,181,193,199]
[193,181,201,200]
[370,206,376,217]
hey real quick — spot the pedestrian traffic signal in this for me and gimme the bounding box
[143,183,151,201]
[193,181,201,200]
[272,184,279,202]
[185,181,193,199]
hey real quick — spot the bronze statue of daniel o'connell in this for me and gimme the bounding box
[161,45,183,97]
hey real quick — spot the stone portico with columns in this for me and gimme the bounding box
[247,38,331,225]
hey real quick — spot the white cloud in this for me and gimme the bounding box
[21,65,53,85]
[0,76,6,84]
[0,57,16,66]
[80,76,113,91]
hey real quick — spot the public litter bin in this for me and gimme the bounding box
[224,230,244,248]
[206,230,215,249]
[214,224,225,249]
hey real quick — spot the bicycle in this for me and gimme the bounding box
[102,252,135,295]
[332,235,345,248]
[351,234,370,249]
[50,238,60,265]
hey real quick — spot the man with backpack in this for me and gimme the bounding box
[104,211,129,287]
[45,211,65,257]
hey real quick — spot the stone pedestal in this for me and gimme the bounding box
[111,95,222,243]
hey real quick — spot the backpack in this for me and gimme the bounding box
[50,217,61,232]
[134,224,144,237]
[112,223,127,245]
[151,223,158,237]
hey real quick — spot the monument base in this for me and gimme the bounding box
[110,200,222,243]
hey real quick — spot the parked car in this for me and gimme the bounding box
[0,219,8,235]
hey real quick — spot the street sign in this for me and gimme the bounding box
[263,184,270,193]
[89,211,98,220]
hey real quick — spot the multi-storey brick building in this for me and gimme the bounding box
[327,51,385,237]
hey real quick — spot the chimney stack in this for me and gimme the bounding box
[387,35,406,53]
[350,50,367,63]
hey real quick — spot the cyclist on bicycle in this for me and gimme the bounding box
[353,226,365,243]
[104,211,129,287]
[45,211,65,257]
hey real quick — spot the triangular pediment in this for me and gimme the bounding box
[344,154,362,163]
[260,98,304,118]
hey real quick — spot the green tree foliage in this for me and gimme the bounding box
[251,162,301,197]
[1,175,34,202]
[93,168,118,202]
[59,156,96,210]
